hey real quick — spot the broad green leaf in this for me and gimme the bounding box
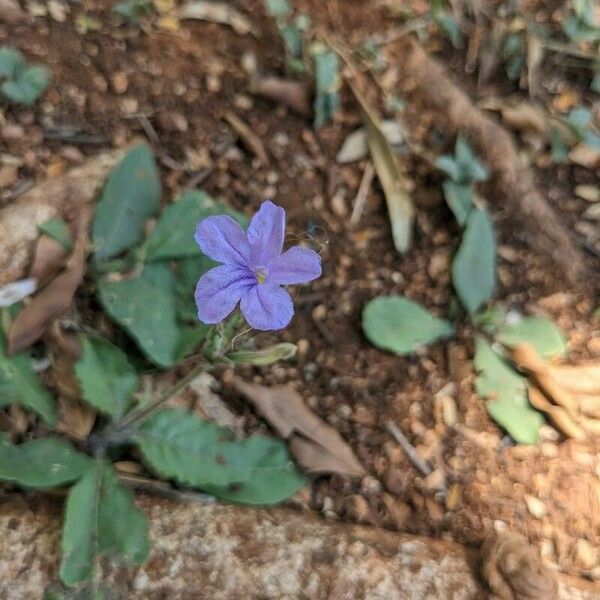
[98,264,179,367]
[174,324,209,361]
[145,192,235,262]
[203,436,306,504]
[38,218,73,250]
[1,65,51,106]
[455,136,488,183]
[0,332,57,424]
[136,408,258,487]
[60,460,149,586]
[0,47,24,79]
[442,181,473,225]
[496,316,566,358]
[474,338,543,444]
[0,438,90,488]
[92,144,161,262]
[75,335,139,418]
[312,44,340,128]
[452,208,496,314]
[487,399,544,445]
[362,296,454,355]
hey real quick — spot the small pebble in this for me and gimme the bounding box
[525,494,547,519]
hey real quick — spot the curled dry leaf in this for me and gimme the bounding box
[7,241,87,355]
[45,324,96,441]
[249,74,312,117]
[549,363,600,395]
[511,343,578,419]
[29,234,69,288]
[177,1,257,36]
[528,385,586,441]
[223,111,269,166]
[232,377,365,477]
[481,532,558,600]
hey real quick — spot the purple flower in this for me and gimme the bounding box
[194,201,322,331]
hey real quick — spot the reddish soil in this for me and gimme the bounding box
[3,0,600,583]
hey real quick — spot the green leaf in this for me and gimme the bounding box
[203,437,306,505]
[60,460,149,586]
[264,0,292,19]
[452,208,496,314]
[1,65,51,106]
[92,144,161,262]
[591,70,600,94]
[145,191,227,262]
[0,47,24,79]
[227,342,297,366]
[0,438,90,488]
[436,136,488,185]
[113,0,152,22]
[174,324,209,361]
[312,45,340,128]
[97,264,179,367]
[496,316,566,358]
[0,332,57,424]
[362,296,454,355]
[75,335,139,418]
[472,305,507,334]
[474,338,543,444]
[39,218,73,250]
[442,181,473,225]
[433,11,463,48]
[136,408,258,487]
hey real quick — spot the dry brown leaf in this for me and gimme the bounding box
[249,74,312,117]
[511,343,578,419]
[29,234,69,288]
[8,241,86,355]
[45,324,96,440]
[348,81,414,253]
[549,364,600,395]
[177,1,257,36]
[528,385,586,441]
[232,377,365,477]
[223,111,269,166]
[501,103,547,134]
[0,149,123,286]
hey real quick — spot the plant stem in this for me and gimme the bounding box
[117,360,212,430]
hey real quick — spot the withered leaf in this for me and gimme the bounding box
[8,242,86,355]
[232,377,365,477]
[29,234,69,288]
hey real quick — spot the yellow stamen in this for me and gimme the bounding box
[256,270,267,284]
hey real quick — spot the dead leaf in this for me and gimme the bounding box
[511,343,578,419]
[8,241,87,355]
[45,324,96,440]
[232,377,365,477]
[249,74,312,117]
[177,1,257,36]
[528,385,586,440]
[549,364,600,395]
[501,102,547,134]
[223,111,269,166]
[337,121,404,164]
[349,82,414,253]
[0,278,37,307]
[189,372,244,437]
[29,234,69,288]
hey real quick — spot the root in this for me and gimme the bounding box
[394,40,588,285]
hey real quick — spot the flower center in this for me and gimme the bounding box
[255,268,268,284]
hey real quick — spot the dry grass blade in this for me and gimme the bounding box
[348,82,414,253]
[177,1,257,36]
[232,377,365,477]
[223,111,269,166]
[528,385,586,440]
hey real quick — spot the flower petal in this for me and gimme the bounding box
[247,201,285,268]
[240,284,294,331]
[268,246,322,285]
[194,215,250,266]
[195,264,255,324]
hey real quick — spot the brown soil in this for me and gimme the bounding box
[3,0,600,585]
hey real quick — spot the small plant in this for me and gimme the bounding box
[363,136,568,445]
[112,0,152,24]
[0,47,51,106]
[430,0,463,49]
[563,0,600,44]
[0,144,322,591]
